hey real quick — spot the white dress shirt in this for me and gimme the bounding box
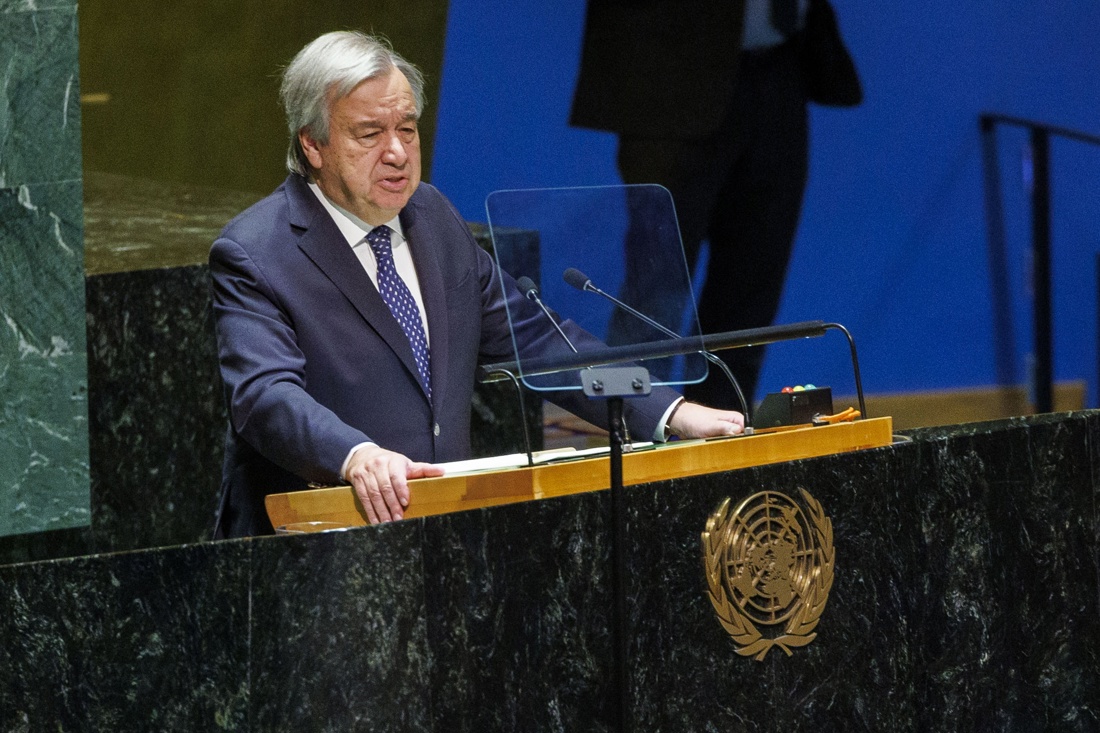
[308,182,430,343]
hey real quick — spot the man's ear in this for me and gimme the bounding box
[299,130,324,171]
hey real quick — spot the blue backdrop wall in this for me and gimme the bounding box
[430,0,1100,404]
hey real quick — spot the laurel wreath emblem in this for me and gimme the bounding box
[701,489,834,661]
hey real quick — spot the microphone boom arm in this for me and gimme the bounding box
[480,321,829,381]
[565,269,751,418]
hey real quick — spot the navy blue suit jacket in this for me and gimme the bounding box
[210,174,678,537]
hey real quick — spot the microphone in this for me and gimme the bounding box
[516,276,578,353]
[564,267,672,338]
[562,267,749,418]
[562,267,595,293]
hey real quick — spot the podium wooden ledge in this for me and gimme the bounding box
[265,416,894,530]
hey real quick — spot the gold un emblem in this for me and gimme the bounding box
[702,489,834,661]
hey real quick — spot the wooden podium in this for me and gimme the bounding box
[266,416,893,530]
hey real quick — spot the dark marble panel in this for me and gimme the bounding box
[899,410,1091,443]
[0,6,81,186]
[1,413,1099,731]
[422,494,616,733]
[912,425,1030,731]
[624,441,925,731]
[0,541,250,731]
[914,415,1100,731]
[767,442,927,731]
[0,525,90,568]
[468,222,541,287]
[0,180,89,537]
[85,264,225,552]
[247,523,433,732]
[621,466,778,733]
[1088,411,1100,570]
[1001,417,1100,729]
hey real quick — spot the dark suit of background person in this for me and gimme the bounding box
[209,31,748,539]
[572,0,861,409]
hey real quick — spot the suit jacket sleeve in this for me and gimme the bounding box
[210,235,369,484]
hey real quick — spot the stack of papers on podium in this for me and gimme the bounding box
[437,443,656,476]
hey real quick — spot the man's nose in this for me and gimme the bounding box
[381,133,407,164]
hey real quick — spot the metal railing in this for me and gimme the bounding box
[980,113,1100,413]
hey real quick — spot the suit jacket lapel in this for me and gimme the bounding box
[285,176,428,401]
[402,193,449,408]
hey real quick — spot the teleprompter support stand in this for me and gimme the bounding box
[581,365,650,733]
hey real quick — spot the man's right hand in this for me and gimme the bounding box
[344,445,444,524]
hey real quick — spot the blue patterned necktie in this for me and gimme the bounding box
[366,225,431,399]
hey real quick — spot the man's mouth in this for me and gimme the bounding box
[378,175,407,192]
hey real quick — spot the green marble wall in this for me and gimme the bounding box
[0,2,90,536]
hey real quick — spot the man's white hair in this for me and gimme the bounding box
[280,31,426,176]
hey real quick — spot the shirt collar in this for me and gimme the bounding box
[307,181,406,248]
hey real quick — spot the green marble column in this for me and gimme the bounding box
[0,2,90,536]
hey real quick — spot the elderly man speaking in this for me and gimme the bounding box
[210,30,744,538]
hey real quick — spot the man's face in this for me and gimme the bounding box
[300,68,421,226]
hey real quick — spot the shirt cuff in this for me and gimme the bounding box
[340,441,377,482]
[653,397,686,442]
